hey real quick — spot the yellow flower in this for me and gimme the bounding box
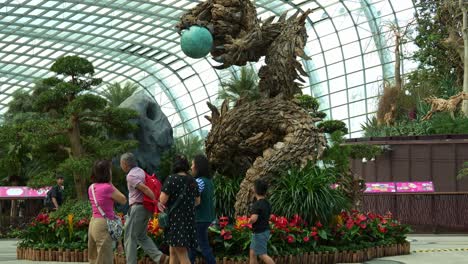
[67,214,74,240]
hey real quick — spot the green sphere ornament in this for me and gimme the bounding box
[180,26,213,59]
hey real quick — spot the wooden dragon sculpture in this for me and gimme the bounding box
[178,0,327,216]
[422,92,468,120]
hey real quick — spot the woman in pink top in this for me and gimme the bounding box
[88,160,127,264]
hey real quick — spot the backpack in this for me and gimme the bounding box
[143,171,162,213]
[44,186,55,207]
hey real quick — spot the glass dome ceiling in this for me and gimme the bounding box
[0,0,417,138]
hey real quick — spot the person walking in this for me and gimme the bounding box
[120,152,164,264]
[189,154,216,264]
[88,160,127,264]
[159,155,200,264]
[248,179,275,264]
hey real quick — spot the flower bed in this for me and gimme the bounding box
[17,210,411,263]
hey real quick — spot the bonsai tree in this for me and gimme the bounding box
[0,56,138,199]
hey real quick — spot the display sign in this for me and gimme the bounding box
[396,181,434,192]
[0,186,51,198]
[364,182,396,193]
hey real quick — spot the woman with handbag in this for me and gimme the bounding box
[159,155,200,264]
[88,160,127,264]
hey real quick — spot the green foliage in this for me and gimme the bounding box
[349,144,383,161]
[102,81,139,107]
[156,135,204,181]
[174,135,205,160]
[458,162,468,179]
[213,174,242,219]
[269,163,351,225]
[411,0,463,91]
[430,113,468,134]
[50,200,92,220]
[322,131,351,173]
[50,55,95,77]
[0,56,138,198]
[362,112,468,137]
[218,66,259,104]
[294,94,319,112]
[318,120,348,134]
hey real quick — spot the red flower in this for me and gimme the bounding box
[359,223,367,229]
[287,235,295,243]
[276,217,288,228]
[35,213,50,224]
[378,225,387,233]
[75,218,89,228]
[315,221,323,228]
[270,214,278,222]
[310,231,318,237]
[355,214,367,224]
[56,219,65,227]
[345,219,354,230]
[219,216,229,228]
[220,229,233,240]
[303,236,310,242]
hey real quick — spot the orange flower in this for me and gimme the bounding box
[235,216,252,229]
[147,214,163,237]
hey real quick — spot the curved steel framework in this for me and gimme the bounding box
[0,0,417,137]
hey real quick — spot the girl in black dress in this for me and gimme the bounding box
[159,155,200,264]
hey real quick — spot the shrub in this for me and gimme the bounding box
[318,120,348,134]
[294,94,319,112]
[349,144,383,160]
[213,174,242,219]
[269,163,351,225]
[49,199,92,220]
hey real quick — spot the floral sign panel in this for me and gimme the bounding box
[0,186,51,198]
[364,182,396,193]
[396,182,434,192]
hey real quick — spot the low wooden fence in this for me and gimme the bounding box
[18,242,411,263]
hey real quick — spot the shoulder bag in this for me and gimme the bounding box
[158,176,189,228]
[91,184,123,241]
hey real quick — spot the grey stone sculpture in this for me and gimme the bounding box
[119,90,173,173]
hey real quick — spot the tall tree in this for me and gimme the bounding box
[409,0,463,95]
[460,0,468,115]
[102,81,139,107]
[0,56,138,199]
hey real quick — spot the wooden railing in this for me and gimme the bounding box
[362,193,468,233]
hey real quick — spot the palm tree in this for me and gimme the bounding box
[218,66,259,105]
[102,81,139,107]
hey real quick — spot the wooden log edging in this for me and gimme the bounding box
[17,242,410,263]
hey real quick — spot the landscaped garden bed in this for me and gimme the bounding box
[16,210,411,263]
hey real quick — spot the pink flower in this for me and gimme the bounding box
[303,236,310,242]
[310,231,318,237]
[359,223,367,229]
[287,235,295,243]
[346,219,354,230]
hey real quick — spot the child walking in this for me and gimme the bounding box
[248,179,275,264]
